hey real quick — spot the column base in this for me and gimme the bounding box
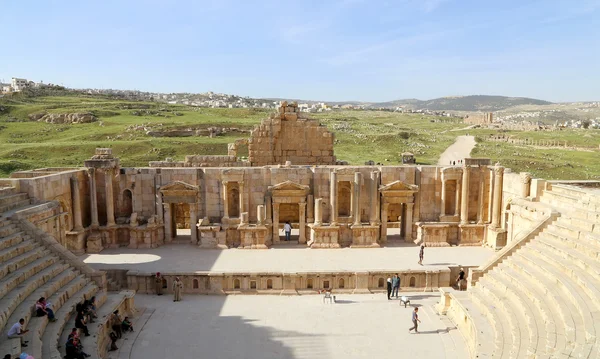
[66,230,87,255]
[350,225,380,248]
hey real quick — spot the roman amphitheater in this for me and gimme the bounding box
[0,102,599,358]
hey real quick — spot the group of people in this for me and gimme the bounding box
[107,310,134,353]
[65,297,98,359]
[450,159,464,166]
[154,272,184,301]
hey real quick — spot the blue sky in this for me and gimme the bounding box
[1,0,599,102]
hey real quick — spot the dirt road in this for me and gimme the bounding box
[437,135,476,165]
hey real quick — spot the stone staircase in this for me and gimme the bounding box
[0,187,134,359]
[441,184,600,358]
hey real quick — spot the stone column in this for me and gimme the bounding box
[156,187,164,222]
[404,203,414,241]
[369,172,379,225]
[88,168,99,228]
[299,202,307,243]
[454,179,461,217]
[222,182,229,218]
[491,166,504,229]
[330,172,338,225]
[440,179,446,216]
[163,203,172,242]
[487,171,494,223]
[189,203,198,244]
[272,202,280,243]
[520,172,532,198]
[105,169,116,226]
[380,202,389,241]
[460,166,469,224]
[239,182,245,215]
[70,177,83,231]
[265,194,272,224]
[314,198,323,225]
[257,205,265,225]
[307,194,314,224]
[477,166,487,224]
[353,172,362,226]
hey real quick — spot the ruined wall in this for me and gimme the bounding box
[248,103,335,166]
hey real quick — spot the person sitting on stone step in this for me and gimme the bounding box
[35,297,56,322]
[75,310,90,337]
[6,318,29,347]
[121,317,134,332]
[108,331,119,352]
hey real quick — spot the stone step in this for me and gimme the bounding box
[0,198,32,214]
[571,208,600,222]
[0,247,50,282]
[474,278,523,358]
[0,224,19,238]
[0,193,29,207]
[548,185,587,197]
[0,261,69,331]
[0,187,18,197]
[470,287,516,358]
[86,292,130,359]
[490,268,546,356]
[542,229,600,263]
[520,246,598,349]
[499,261,566,355]
[0,231,27,251]
[41,283,100,359]
[449,290,498,358]
[0,239,37,263]
[501,257,570,354]
[559,215,597,234]
[535,236,600,284]
[554,219,600,241]
[0,254,58,300]
[540,191,579,209]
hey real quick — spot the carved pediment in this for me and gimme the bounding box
[379,180,418,192]
[270,181,309,192]
[159,181,199,193]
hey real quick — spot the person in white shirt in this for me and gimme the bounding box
[282,221,292,241]
[7,318,29,347]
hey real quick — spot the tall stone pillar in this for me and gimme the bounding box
[88,168,99,228]
[460,166,470,224]
[189,204,198,244]
[299,202,307,244]
[353,172,362,226]
[222,181,229,219]
[307,194,314,224]
[369,172,379,225]
[70,177,83,231]
[330,172,338,225]
[105,169,116,226]
[454,179,461,217]
[265,193,272,224]
[314,198,323,225]
[156,186,164,222]
[487,171,494,223]
[491,167,504,229]
[404,203,414,241]
[257,205,265,225]
[163,203,172,242]
[477,166,487,224]
[272,202,280,243]
[239,182,245,214]
[520,172,532,198]
[380,202,389,241]
[440,180,446,216]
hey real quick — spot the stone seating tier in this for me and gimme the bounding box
[440,186,600,358]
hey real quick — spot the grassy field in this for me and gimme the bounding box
[1,93,599,180]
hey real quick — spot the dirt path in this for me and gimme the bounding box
[437,135,476,165]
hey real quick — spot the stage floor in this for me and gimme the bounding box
[81,243,495,273]
[112,293,468,359]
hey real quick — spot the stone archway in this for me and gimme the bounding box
[159,181,200,243]
[269,181,309,244]
[379,181,418,242]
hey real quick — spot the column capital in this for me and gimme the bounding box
[493,166,504,175]
[520,172,532,184]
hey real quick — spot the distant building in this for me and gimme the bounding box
[11,77,29,92]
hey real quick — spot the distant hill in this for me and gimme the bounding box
[369,95,553,111]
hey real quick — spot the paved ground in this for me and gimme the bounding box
[81,243,494,273]
[116,293,468,359]
[438,135,476,165]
